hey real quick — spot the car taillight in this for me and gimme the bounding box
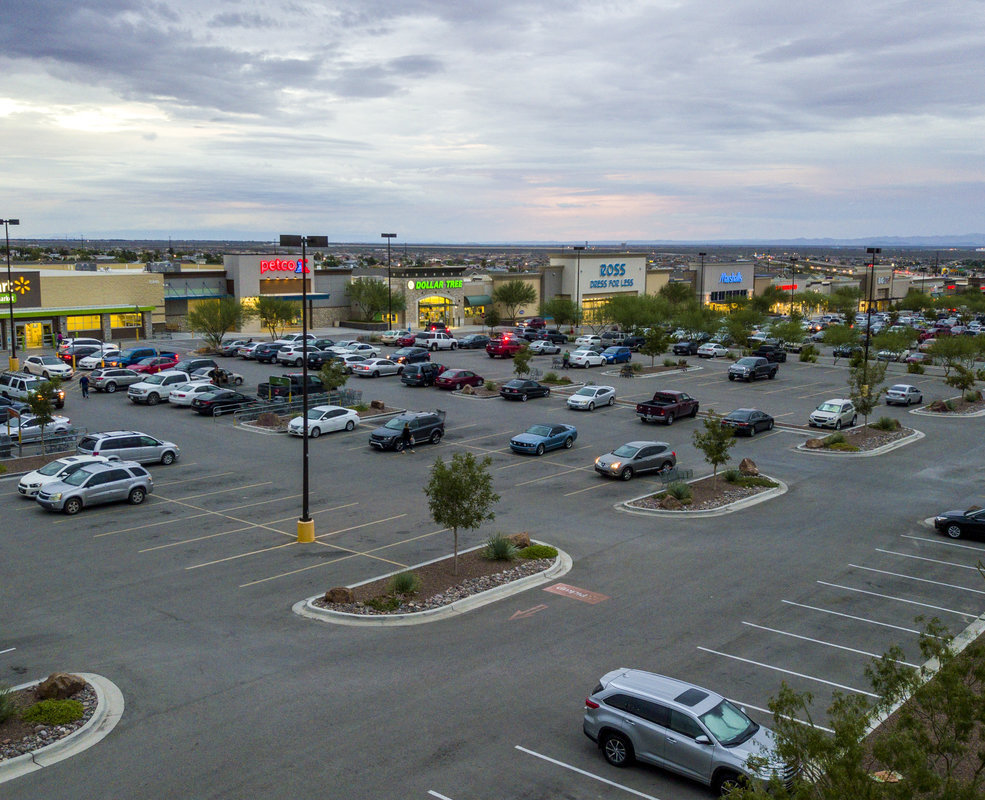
[585,697,599,709]
[671,451,676,459]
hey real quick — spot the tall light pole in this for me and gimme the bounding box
[381,233,396,325]
[862,247,881,393]
[280,234,327,544]
[1,218,20,370]
[789,256,798,316]
[573,245,585,331]
[698,251,707,306]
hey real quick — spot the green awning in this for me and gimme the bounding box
[465,294,492,307]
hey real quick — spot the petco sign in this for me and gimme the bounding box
[719,271,744,284]
[260,258,309,275]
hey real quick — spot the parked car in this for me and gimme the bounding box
[499,379,550,401]
[369,410,446,451]
[190,367,244,387]
[622,335,645,351]
[485,334,525,358]
[257,373,325,401]
[329,354,370,374]
[130,354,180,375]
[509,423,577,455]
[18,454,121,498]
[574,334,603,347]
[885,384,923,406]
[218,339,250,357]
[174,358,217,375]
[905,351,931,364]
[458,334,491,350]
[602,346,632,364]
[522,317,546,329]
[77,430,180,465]
[697,343,730,359]
[22,355,74,380]
[89,367,142,393]
[254,342,289,363]
[105,346,162,369]
[0,371,66,408]
[238,342,263,360]
[391,347,431,365]
[351,358,403,378]
[380,329,411,345]
[414,332,457,352]
[427,321,449,332]
[127,370,191,405]
[672,341,700,356]
[832,344,863,359]
[3,413,72,442]
[728,357,777,382]
[721,408,775,436]
[190,389,259,416]
[435,369,484,390]
[594,441,676,480]
[583,668,795,794]
[394,332,418,347]
[36,460,153,515]
[635,390,699,424]
[751,344,787,363]
[934,506,985,540]
[528,339,561,355]
[77,348,121,370]
[876,350,905,362]
[58,337,103,353]
[277,344,325,367]
[570,349,606,368]
[288,405,360,438]
[168,381,219,407]
[400,362,446,387]
[534,329,569,344]
[809,398,857,429]
[567,385,616,411]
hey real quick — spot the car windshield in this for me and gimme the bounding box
[144,375,166,385]
[736,358,757,366]
[384,418,408,431]
[307,409,329,419]
[817,402,840,413]
[603,347,620,354]
[889,385,908,392]
[39,356,61,365]
[526,425,552,437]
[574,388,596,397]
[699,700,758,746]
[38,460,72,476]
[611,444,640,458]
[64,468,96,487]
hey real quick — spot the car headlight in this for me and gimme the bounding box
[49,492,62,501]
[609,461,621,471]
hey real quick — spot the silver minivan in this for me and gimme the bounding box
[583,668,795,795]
[77,430,181,465]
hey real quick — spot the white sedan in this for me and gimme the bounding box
[574,335,603,347]
[570,348,605,367]
[381,330,411,345]
[168,381,218,406]
[287,405,360,438]
[567,385,616,411]
[529,339,561,355]
[78,348,121,370]
[351,358,402,377]
[22,355,74,380]
[18,455,119,497]
[342,342,381,358]
[697,343,730,358]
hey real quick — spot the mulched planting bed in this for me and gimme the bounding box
[923,395,985,415]
[0,683,96,762]
[628,474,777,512]
[314,548,554,615]
[806,423,915,452]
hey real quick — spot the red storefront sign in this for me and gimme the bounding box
[260,258,309,275]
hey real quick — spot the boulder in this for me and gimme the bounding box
[805,438,825,449]
[507,532,531,548]
[370,399,385,410]
[461,384,475,395]
[659,494,682,510]
[324,587,354,604]
[36,672,86,700]
[738,458,759,476]
[929,400,948,413]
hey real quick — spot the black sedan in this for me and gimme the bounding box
[191,389,259,416]
[934,507,985,540]
[392,347,431,364]
[720,408,775,436]
[672,341,700,356]
[499,379,551,401]
[832,345,862,358]
[534,329,568,344]
[254,342,289,363]
[458,334,491,349]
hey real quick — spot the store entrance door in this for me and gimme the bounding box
[417,296,452,328]
[21,322,46,349]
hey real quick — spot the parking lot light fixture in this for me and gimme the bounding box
[382,233,396,324]
[2,218,20,370]
[573,245,585,331]
[862,247,881,396]
[280,233,328,544]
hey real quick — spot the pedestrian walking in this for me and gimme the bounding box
[79,374,89,398]
[400,423,414,453]
[56,332,63,346]
[562,350,570,370]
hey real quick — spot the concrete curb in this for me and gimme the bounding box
[599,365,702,379]
[910,404,985,418]
[0,672,124,784]
[617,475,787,518]
[795,429,925,457]
[293,541,572,627]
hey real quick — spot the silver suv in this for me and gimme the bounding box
[583,668,795,794]
[77,430,181,465]
[36,460,153,515]
[808,398,856,429]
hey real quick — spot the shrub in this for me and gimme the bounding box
[870,417,901,431]
[735,475,780,488]
[965,390,983,403]
[631,362,643,373]
[543,371,559,383]
[484,379,498,392]
[351,403,370,412]
[677,358,688,367]
[826,442,860,452]
[20,699,84,725]
[977,368,985,382]
[365,595,400,612]
[518,544,558,560]
[799,345,819,363]
[389,571,420,596]
[723,467,741,483]
[907,362,925,374]
[823,432,847,446]
[945,399,957,411]
[666,481,692,500]
[255,411,281,428]
[482,534,518,561]
[662,358,676,367]
[0,685,16,724]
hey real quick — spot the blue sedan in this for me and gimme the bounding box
[602,346,632,364]
[509,423,578,456]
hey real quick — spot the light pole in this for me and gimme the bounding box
[2,218,20,370]
[573,245,585,331]
[698,251,707,306]
[280,234,328,544]
[862,247,881,394]
[789,256,798,316]
[381,233,396,325]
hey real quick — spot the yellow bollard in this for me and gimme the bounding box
[297,519,315,543]
[8,356,18,371]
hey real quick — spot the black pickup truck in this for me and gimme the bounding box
[751,344,787,363]
[635,390,700,425]
[257,373,325,400]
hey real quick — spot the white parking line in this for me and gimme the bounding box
[0,647,15,656]
[428,791,455,800]
[875,548,981,571]
[732,700,834,733]
[817,581,976,618]
[901,534,985,553]
[741,621,918,667]
[849,564,985,595]
[515,746,664,800]
[781,600,930,637]
[697,646,879,697]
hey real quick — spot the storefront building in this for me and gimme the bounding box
[549,251,648,320]
[392,267,493,328]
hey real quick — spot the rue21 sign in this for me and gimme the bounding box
[588,263,635,290]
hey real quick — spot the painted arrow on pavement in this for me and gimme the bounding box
[510,604,548,620]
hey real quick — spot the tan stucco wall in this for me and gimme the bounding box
[40,273,166,323]
[644,270,672,295]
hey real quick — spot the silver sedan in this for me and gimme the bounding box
[351,358,403,377]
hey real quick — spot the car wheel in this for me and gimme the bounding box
[105,382,117,393]
[545,388,551,396]
[295,358,303,367]
[451,343,457,350]
[309,426,321,438]
[43,371,50,379]
[850,415,857,426]
[564,437,573,449]
[235,377,243,386]
[835,419,842,430]
[535,443,545,456]
[160,452,175,465]
[430,429,442,444]
[345,420,355,431]
[588,401,595,411]
[749,424,757,436]
[431,343,437,351]
[128,487,146,505]
[63,497,83,515]
[665,413,674,426]
[946,523,963,539]
[372,370,380,377]
[768,371,776,379]
[728,374,735,381]
[601,732,633,768]
[608,396,614,406]
[660,461,673,472]
[620,466,634,481]
[714,770,746,797]
[521,393,528,402]
[397,366,404,375]
[767,419,774,430]
[394,440,405,452]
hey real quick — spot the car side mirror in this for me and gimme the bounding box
[695,735,711,745]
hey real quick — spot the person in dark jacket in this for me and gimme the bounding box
[400,423,414,453]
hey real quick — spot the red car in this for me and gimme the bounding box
[434,369,484,390]
[395,333,418,347]
[130,354,179,374]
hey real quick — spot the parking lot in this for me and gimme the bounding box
[2,336,983,799]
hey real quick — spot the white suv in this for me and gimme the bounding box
[808,398,856,429]
[414,332,458,351]
[127,370,191,405]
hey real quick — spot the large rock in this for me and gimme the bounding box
[36,672,85,700]
[324,587,354,604]
[370,399,385,410]
[507,532,531,548]
[461,384,475,394]
[805,438,825,449]
[659,494,682,510]
[738,458,759,476]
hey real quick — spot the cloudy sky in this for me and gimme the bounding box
[2,0,983,242]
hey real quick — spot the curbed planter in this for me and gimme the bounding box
[293,541,572,627]
[619,474,787,518]
[796,428,924,457]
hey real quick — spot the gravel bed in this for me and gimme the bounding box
[628,478,774,511]
[0,683,96,762]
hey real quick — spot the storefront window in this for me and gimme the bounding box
[110,313,141,328]
[67,315,101,332]
[418,296,452,327]
[581,296,611,326]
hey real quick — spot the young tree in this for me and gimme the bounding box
[482,307,501,331]
[722,307,765,350]
[539,297,580,329]
[639,327,670,366]
[512,344,533,378]
[659,281,698,310]
[318,360,350,392]
[828,286,863,320]
[691,410,736,488]
[26,379,60,449]
[848,357,888,424]
[492,280,537,324]
[822,324,860,361]
[928,336,977,379]
[872,328,917,359]
[673,306,721,339]
[346,278,406,321]
[253,297,300,340]
[423,452,501,574]
[186,298,251,351]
